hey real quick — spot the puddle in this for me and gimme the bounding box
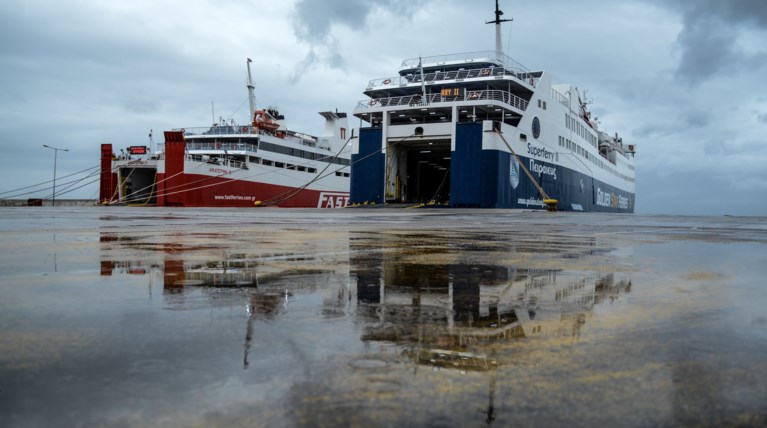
[1,208,766,426]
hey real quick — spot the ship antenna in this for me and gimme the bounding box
[486,0,512,64]
[246,58,256,120]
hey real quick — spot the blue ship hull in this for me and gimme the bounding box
[351,123,635,213]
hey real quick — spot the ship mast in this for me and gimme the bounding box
[486,0,512,64]
[246,58,256,120]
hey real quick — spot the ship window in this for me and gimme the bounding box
[297,166,306,172]
[543,101,547,110]
[249,156,260,164]
[262,159,273,166]
[520,133,527,142]
[308,167,317,174]
[287,164,295,170]
[275,162,285,168]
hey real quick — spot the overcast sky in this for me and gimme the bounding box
[1,0,765,215]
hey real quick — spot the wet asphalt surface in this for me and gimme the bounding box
[1,207,766,427]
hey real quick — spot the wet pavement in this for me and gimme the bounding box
[1,207,766,427]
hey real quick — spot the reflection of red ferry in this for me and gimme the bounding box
[100,59,350,208]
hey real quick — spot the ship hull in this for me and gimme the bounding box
[351,121,634,213]
[101,142,350,209]
[154,170,349,208]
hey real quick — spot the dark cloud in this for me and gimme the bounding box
[632,123,675,140]
[292,0,429,42]
[290,0,429,80]
[630,109,710,140]
[668,0,767,85]
[703,139,766,158]
[292,1,370,42]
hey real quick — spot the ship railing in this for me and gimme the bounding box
[179,125,258,136]
[186,154,249,170]
[225,158,248,169]
[357,89,528,111]
[185,141,258,152]
[400,51,531,74]
[368,65,538,90]
[177,126,319,149]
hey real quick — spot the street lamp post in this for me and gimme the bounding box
[43,144,69,207]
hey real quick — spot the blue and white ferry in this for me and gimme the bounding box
[350,1,635,212]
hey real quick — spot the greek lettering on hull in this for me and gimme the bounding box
[529,159,557,180]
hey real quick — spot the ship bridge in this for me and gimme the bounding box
[354,50,541,130]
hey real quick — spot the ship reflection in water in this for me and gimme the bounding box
[3,209,765,427]
[97,230,632,426]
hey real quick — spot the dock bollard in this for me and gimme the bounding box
[544,199,558,212]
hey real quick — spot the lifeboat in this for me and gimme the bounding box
[253,109,280,132]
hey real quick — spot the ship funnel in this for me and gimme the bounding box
[320,111,348,138]
[319,111,349,152]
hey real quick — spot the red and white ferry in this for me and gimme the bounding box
[100,59,350,208]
